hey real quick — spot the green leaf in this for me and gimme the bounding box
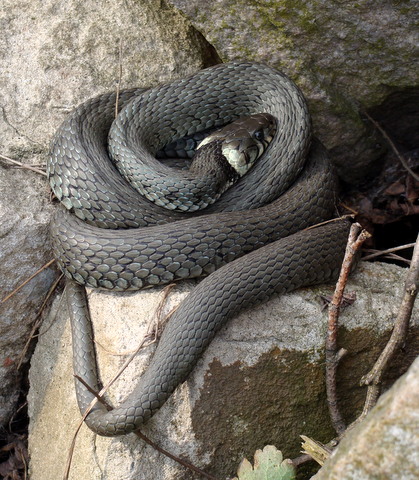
[232,445,296,480]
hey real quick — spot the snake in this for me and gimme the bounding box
[47,61,351,436]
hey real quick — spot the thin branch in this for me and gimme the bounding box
[65,283,218,479]
[357,384,381,423]
[0,153,47,177]
[357,232,419,417]
[7,401,28,433]
[304,214,354,232]
[78,333,157,413]
[339,202,358,216]
[362,243,415,261]
[74,376,112,409]
[63,414,90,480]
[17,444,28,480]
[135,430,220,480]
[377,253,411,266]
[302,231,418,455]
[363,111,419,181]
[325,223,372,436]
[73,368,220,480]
[1,259,56,304]
[17,273,64,369]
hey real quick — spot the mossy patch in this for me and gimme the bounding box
[191,325,418,479]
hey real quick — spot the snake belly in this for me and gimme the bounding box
[48,61,350,436]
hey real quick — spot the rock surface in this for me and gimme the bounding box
[2,0,417,477]
[28,262,418,479]
[167,0,417,183]
[0,0,218,157]
[0,0,217,427]
[313,355,419,480]
[0,166,56,425]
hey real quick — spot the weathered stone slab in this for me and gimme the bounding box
[28,262,418,479]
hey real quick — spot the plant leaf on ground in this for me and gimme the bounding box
[232,445,295,480]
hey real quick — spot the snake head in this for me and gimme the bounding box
[197,113,277,177]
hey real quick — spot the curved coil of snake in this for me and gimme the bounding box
[47,61,350,437]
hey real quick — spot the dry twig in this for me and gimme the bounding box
[0,153,47,177]
[1,259,56,304]
[356,232,419,421]
[325,222,371,435]
[365,252,411,266]
[17,273,64,369]
[72,363,220,480]
[362,243,415,262]
[135,430,220,480]
[300,230,417,466]
[305,214,354,232]
[363,111,419,182]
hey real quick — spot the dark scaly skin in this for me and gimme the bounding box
[66,220,350,436]
[48,62,310,227]
[51,141,338,291]
[48,61,349,436]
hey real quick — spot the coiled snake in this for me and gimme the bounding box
[47,61,350,436]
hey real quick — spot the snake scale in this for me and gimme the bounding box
[47,61,350,436]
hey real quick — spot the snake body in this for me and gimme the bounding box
[48,61,350,436]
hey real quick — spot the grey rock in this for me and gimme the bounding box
[167,0,417,183]
[28,262,418,479]
[313,355,419,480]
[0,168,56,425]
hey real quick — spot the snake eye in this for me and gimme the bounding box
[253,129,264,141]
